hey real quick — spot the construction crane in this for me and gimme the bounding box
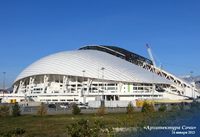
[146,44,157,67]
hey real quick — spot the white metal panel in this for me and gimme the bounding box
[15,50,172,84]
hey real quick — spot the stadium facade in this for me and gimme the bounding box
[1,45,200,107]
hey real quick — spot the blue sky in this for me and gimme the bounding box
[0,0,200,88]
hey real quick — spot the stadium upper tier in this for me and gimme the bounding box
[15,49,171,84]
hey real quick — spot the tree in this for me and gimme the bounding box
[12,103,21,117]
[96,106,106,116]
[72,104,81,115]
[171,104,180,112]
[126,102,134,115]
[158,104,167,112]
[179,102,185,111]
[141,102,155,113]
[0,105,10,117]
[37,103,47,116]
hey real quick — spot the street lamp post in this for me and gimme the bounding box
[97,69,100,99]
[101,67,105,107]
[2,72,6,98]
[82,70,86,103]
[3,72,6,90]
[190,71,194,99]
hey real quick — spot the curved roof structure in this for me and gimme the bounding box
[15,50,171,84]
[79,45,153,65]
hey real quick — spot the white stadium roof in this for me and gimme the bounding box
[15,50,172,84]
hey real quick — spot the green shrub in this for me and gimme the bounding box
[141,102,155,113]
[67,119,90,137]
[66,119,114,137]
[72,104,81,115]
[0,105,10,117]
[158,104,167,112]
[126,102,134,115]
[0,128,25,137]
[97,106,106,116]
[37,103,47,116]
[12,103,21,117]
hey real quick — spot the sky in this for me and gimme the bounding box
[0,0,200,88]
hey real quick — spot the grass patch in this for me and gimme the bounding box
[0,110,196,137]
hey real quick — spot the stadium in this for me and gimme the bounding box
[1,45,200,107]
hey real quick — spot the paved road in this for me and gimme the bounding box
[1,103,191,115]
[20,106,132,115]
